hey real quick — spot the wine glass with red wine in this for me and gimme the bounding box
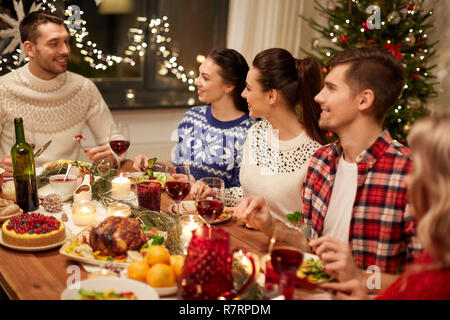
[165,162,191,215]
[268,224,305,300]
[194,177,225,227]
[109,123,130,174]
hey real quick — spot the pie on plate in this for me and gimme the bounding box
[1,213,66,247]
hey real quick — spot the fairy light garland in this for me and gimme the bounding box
[0,0,197,90]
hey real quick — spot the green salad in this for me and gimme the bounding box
[297,258,334,283]
[75,288,137,300]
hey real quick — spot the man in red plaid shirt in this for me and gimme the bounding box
[234,48,423,291]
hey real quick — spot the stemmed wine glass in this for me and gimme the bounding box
[268,224,305,300]
[109,123,130,174]
[165,162,191,216]
[194,177,225,227]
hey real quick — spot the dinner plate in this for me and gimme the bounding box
[60,277,160,300]
[168,201,232,224]
[38,184,73,202]
[120,269,178,297]
[59,226,131,269]
[0,228,72,252]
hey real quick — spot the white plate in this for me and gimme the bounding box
[38,184,73,202]
[168,201,232,224]
[60,277,160,300]
[0,228,72,252]
[120,269,178,297]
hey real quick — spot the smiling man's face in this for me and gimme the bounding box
[26,22,70,80]
[314,64,361,134]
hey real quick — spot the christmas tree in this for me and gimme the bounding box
[302,0,438,143]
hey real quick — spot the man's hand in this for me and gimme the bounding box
[309,236,360,282]
[84,144,115,163]
[0,154,13,176]
[233,196,273,233]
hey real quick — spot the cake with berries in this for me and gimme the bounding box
[2,213,66,247]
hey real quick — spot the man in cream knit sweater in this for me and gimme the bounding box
[0,11,115,175]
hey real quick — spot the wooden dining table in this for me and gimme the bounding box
[0,161,331,300]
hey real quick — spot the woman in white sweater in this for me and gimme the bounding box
[193,48,328,225]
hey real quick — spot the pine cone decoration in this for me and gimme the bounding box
[43,194,64,213]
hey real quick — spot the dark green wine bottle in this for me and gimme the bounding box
[11,118,39,212]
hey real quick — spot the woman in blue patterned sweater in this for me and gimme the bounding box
[134,48,257,188]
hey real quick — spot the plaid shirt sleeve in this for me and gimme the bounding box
[302,146,334,240]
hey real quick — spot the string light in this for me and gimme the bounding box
[0,0,197,90]
[196,55,206,64]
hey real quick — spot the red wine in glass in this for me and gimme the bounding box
[109,140,130,157]
[165,180,191,202]
[196,199,223,224]
[270,247,303,276]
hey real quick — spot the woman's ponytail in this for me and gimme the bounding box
[296,57,328,145]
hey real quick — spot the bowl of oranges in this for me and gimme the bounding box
[124,245,184,296]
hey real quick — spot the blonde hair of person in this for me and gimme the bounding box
[407,113,450,268]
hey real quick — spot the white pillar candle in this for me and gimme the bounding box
[111,174,131,200]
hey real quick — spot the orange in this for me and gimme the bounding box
[170,255,185,280]
[145,245,171,266]
[127,260,149,282]
[146,263,176,287]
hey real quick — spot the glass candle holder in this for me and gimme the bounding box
[179,214,204,255]
[106,202,131,217]
[72,200,97,226]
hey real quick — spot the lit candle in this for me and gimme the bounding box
[238,252,260,281]
[107,202,131,217]
[180,214,205,254]
[72,200,97,226]
[180,215,204,254]
[111,174,131,200]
